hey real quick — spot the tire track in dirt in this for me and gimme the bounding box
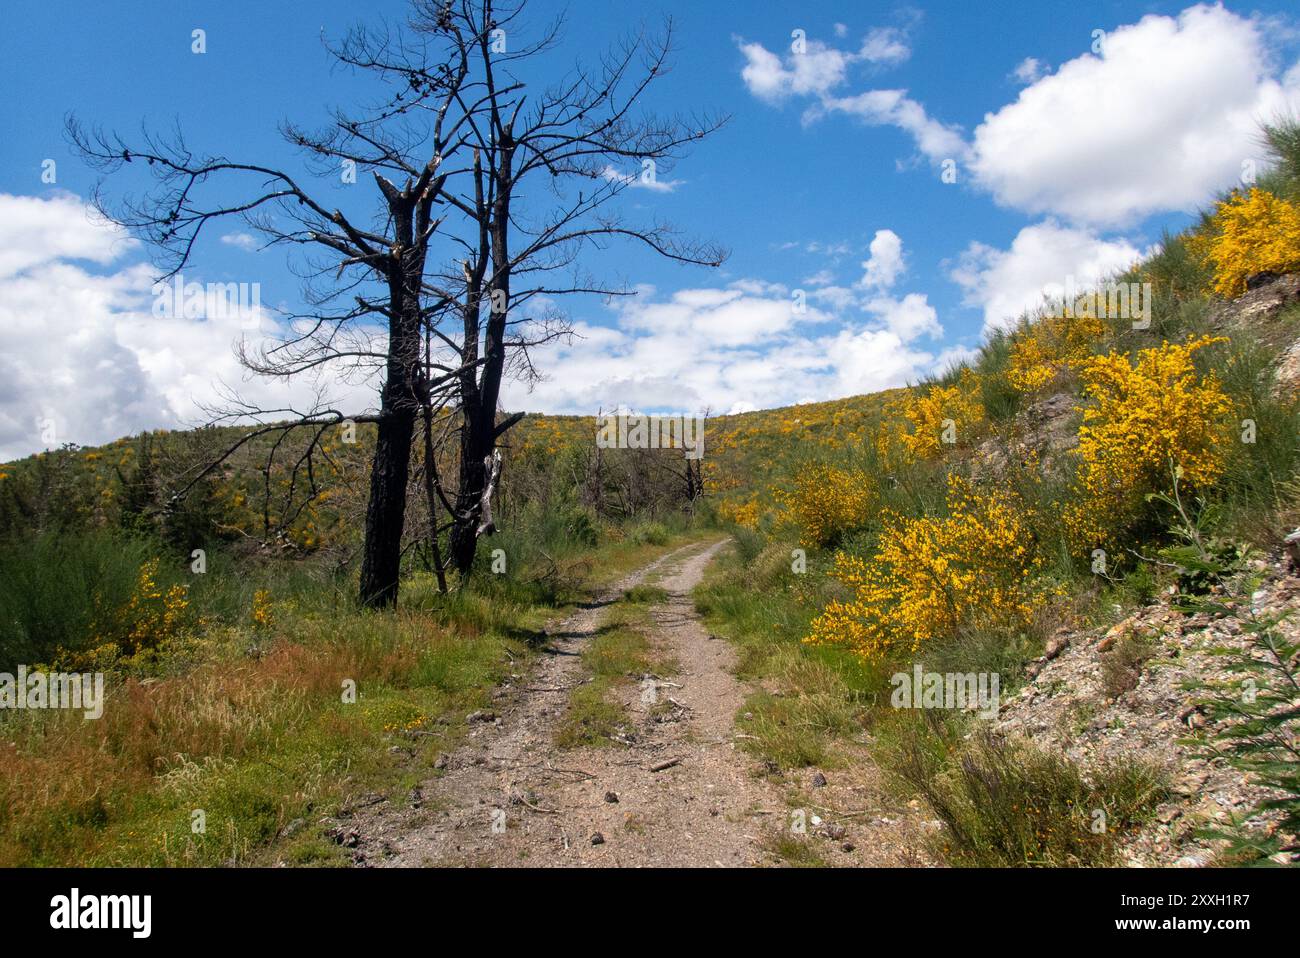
[354,538,797,867]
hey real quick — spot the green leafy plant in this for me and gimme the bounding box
[1148,472,1300,865]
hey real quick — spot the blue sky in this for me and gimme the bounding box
[1,0,1299,459]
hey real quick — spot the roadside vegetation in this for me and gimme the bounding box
[0,413,711,866]
[699,118,1300,867]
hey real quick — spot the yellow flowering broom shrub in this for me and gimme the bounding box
[1064,336,1233,551]
[805,476,1039,665]
[1006,314,1106,394]
[891,368,987,459]
[74,558,196,668]
[1188,188,1300,298]
[120,558,192,653]
[776,462,875,547]
[252,589,274,631]
[717,497,762,530]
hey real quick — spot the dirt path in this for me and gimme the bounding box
[355,538,798,867]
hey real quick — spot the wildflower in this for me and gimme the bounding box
[106,558,194,656]
[776,462,875,547]
[806,476,1040,664]
[252,589,273,631]
[1188,188,1300,298]
[1006,314,1106,394]
[1064,336,1232,551]
[887,368,986,460]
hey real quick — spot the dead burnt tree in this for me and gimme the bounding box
[653,411,709,511]
[402,0,728,577]
[70,0,725,601]
[68,7,492,606]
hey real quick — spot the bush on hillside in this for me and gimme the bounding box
[776,461,876,548]
[1189,188,1300,298]
[885,368,987,460]
[1064,336,1233,553]
[1006,314,1106,394]
[805,475,1040,665]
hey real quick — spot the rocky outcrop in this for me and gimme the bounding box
[1209,272,1300,328]
[994,559,1299,866]
[974,390,1079,479]
[1204,272,1300,396]
[1274,338,1300,396]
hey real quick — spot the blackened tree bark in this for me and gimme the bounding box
[359,195,431,605]
[416,1,728,578]
[70,20,470,606]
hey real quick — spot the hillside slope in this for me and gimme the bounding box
[694,262,1300,867]
[996,551,1298,867]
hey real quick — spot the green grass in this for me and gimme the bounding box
[554,579,680,749]
[0,531,700,866]
[0,601,514,866]
[623,584,669,604]
[974,329,1025,423]
[554,681,632,749]
[877,712,1167,867]
[765,830,828,867]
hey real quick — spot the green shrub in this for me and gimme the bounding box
[0,530,156,669]
[974,331,1024,422]
[1207,336,1300,544]
[731,526,766,566]
[627,521,670,546]
[1258,117,1300,202]
[880,713,1166,867]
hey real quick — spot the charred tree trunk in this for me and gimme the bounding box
[450,132,515,579]
[450,411,492,574]
[358,391,416,607]
[359,201,426,607]
[684,456,701,506]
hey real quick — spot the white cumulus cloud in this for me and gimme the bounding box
[500,273,950,417]
[0,193,374,462]
[950,220,1143,333]
[737,26,912,104]
[858,228,906,290]
[812,89,968,162]
[970,4,1300,226]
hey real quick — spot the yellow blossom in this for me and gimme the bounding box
[806,476,1040,664]
[776,462,875,547]
[888,368,987,459]
[1064,336,1232,551]
[1188,188,1300,298]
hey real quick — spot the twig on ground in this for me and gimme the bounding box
[516,795,559,815]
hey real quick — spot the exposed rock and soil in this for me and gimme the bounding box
[995,558,1298,866]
